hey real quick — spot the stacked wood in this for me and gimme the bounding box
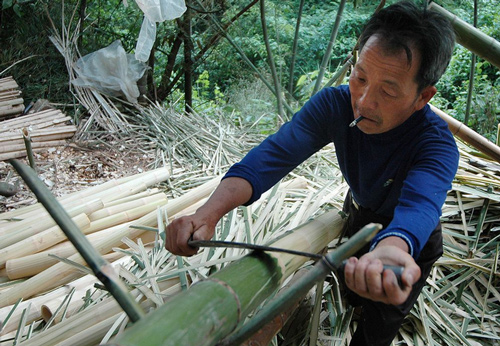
[0,108,76,161]
[0,76,24,118]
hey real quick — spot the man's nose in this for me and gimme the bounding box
[358,87,378,111]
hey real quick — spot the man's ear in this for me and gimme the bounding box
[415,86,437,111]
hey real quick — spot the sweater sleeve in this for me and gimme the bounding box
[369,132,459,259]
[224,87,347,205]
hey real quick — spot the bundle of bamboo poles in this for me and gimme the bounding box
[0,77,24,119]
[0,108,77,161]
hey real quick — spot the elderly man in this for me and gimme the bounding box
[166,1,459,345]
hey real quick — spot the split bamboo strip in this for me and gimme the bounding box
[103,188,160,207]
[5,223,133,279]
[88,193,167,221]
[430,104,500,163]
[0,176,220,307]
[0,126,77,146]
[84,197,167,234]
[0,213,90,268]
[18,278,182,346]
[0,76,19,91]
[0,77,23,118]
[0,199,103,246]
[10,160,146,324]
[0,167,169,226]
[428,2,500,69]
[0,147,68,161]
[105,216,375,346]
[0,274,98,335]
[0,104,24,118]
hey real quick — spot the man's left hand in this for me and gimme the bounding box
[343,236,421,305]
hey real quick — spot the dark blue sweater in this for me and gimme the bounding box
[225,85,459,259]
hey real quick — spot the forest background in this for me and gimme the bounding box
[0,0,498,141]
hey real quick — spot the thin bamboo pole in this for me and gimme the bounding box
[430,104,500,163]
[260,0,285,120]
[312,0,347,96]
[428,2,500,69]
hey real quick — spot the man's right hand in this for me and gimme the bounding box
[164,177,253,256]
[165,213,216,256]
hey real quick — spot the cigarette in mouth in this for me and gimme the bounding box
[349,116,365,128]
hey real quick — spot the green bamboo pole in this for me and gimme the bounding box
[464,0,478,126]
[260,0,285,120]
[105,213,379,346]
[218,223,380,346]
[428,2,500,69]
[9,159,146,323]
[312,0,347,96]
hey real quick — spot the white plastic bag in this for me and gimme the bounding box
[72,40,148,104]
[134,0,187,62]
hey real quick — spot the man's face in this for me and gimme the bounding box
[349,35,436,134]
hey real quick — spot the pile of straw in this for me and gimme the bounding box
[0,102,498,345]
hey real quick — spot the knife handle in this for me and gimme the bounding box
[340,260,404,288]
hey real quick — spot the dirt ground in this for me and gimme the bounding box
[0,142,155,213]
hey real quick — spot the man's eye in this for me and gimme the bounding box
[383,90,397,98]
[357,77,366,83]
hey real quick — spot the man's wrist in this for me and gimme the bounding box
[369,232,414,257]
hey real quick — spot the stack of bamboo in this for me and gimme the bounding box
[0,108,77,161]
[0,77,24,119]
